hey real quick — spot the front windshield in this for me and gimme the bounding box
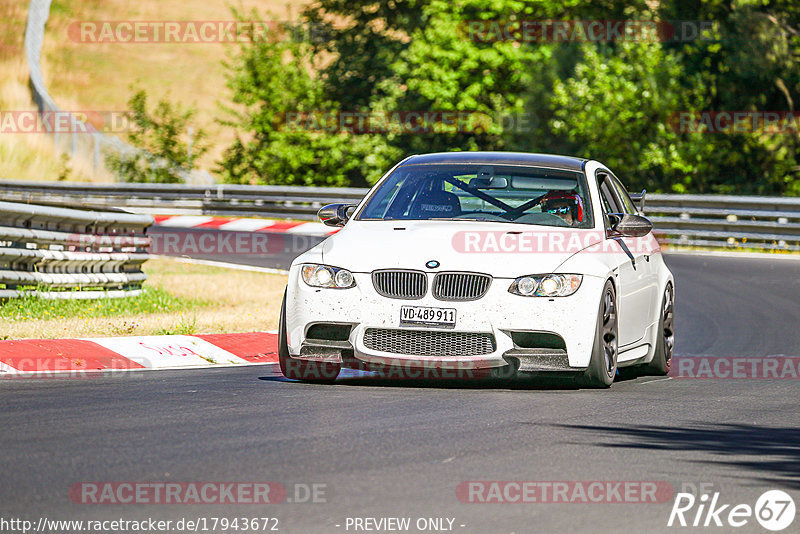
[357,163,593,228]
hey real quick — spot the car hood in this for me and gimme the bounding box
[319,220,604,278]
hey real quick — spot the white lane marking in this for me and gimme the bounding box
[636,376,673,385]
[664,249,800,261]
[156,215,214,227]
[219,219,276,232]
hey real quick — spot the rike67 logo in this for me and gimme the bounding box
[668,489,795,531]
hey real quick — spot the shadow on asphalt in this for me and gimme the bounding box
[552,422,800,490]
[259,367,667,390]
[259,372,587,390]
[332,376,582,390]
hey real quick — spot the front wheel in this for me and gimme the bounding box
[640,283,674,376]
[581,280,618,388]
[278,291,340,383]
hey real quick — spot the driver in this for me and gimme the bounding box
[540,191,584,226]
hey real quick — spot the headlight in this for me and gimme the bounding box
[301,264,356,289]
[509,274,582,297]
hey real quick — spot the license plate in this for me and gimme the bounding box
[400,305,456,327]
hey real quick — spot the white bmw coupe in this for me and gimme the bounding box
[279,152,674,387]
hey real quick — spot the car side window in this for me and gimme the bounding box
[609,175,637,215]
[597,173,622,214]
[597,172,625,232]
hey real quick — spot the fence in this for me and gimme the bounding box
[24,0,213,183]
[0,200,153,299]
[1,180,799,252]
[643,194,800,251]
[25,0,129,172]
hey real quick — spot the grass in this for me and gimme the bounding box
[0,286,196,322]
[153,315,198,336]
[0,0,26,63]
[0,0,307,182]
[0,257,287,339]
[0,56,105,182]
[0,0,113,182]
[39,0,307,174]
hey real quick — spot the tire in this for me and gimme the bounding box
[640,283,674,376]
[581,280,618,388]
[278,291,341,383]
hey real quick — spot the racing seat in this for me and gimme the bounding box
[409,190,462,219]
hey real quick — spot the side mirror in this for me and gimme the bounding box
[607,213,653,237]
[629,189,646,213]
[318,204,357,227]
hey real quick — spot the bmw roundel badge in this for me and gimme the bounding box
[425,260,440,269]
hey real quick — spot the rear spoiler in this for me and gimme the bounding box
[629,189,646,213]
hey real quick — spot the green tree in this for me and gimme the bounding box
[657,0,800,194]
[106,90,207,183]
[369,0,545,154]
[547,41,714,193]
[218,18,399,186]
[304,0,653,157]
[219,0,800,194]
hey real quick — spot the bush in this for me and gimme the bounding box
[106,90,207,183]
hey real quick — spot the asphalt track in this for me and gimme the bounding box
[146,227,324,272]
[2,246,800,533]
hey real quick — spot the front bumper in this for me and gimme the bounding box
[285,268,606,371]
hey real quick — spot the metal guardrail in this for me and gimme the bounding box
[643,194,800,252]
[0,201,153,299]
[0,180,369,219]
[1,180,799,252]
